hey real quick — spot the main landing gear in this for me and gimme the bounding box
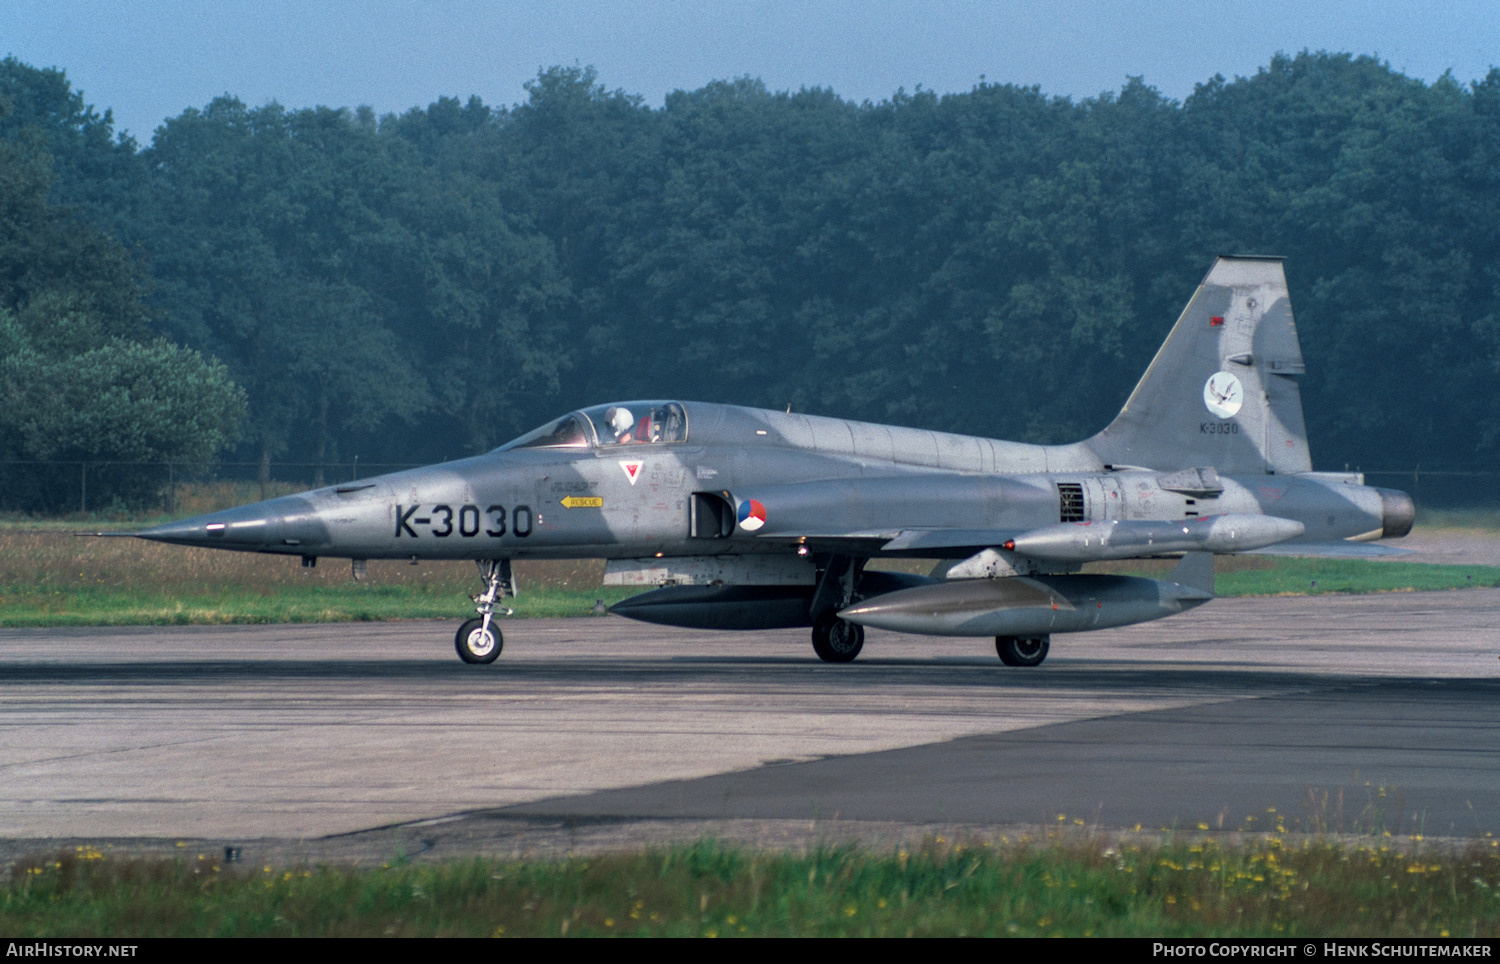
[809,555,865,663]
[995,634,1049,667]
[456,559,515,664]
[812,611,865,663]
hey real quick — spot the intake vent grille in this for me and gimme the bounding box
[1058,482,1085,522]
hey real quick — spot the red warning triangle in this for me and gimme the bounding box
[619,460,643,485]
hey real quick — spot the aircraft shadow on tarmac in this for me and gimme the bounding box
[3,652,1492,704]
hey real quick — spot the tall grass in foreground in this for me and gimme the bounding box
[0,530,626,625]
[4,835,1498,937]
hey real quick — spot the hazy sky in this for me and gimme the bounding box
[5,0,1498,142]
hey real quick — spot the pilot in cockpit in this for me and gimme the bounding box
[604,406,636,444]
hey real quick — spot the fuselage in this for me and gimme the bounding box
[136,399,1413,564]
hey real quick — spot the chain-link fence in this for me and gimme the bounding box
[0,460,427,515]
[1357,469,1498,512]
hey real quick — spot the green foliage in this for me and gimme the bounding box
[3,337,244,463]
[0,138,147,341]
[145,95,566,466]
[144,99,428,466]
[0,62,245,511]
[9,51,1500,477]
[4,836,1498,937]
[0,327,245,510]
[0,55,144,223]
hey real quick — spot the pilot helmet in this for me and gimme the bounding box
[605,406,634,439]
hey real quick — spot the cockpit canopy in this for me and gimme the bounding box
[498,401,689,451]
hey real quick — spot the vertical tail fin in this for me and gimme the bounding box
[1087,255,1312,474]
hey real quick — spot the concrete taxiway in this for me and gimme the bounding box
[1,589,1498,861]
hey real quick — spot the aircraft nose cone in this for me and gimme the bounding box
[135,502,289,549]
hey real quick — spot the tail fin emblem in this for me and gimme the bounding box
[1203,372,1243,418]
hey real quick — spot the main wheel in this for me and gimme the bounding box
[996,634,1049,667]
[455,617,503,664]
[812,612,865,663]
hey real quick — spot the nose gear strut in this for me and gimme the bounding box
[455,559,515,663]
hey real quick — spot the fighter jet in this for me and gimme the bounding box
[132,256,1413,666]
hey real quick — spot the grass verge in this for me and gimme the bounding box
[1102,557,1500,597]
[4,834,1498,937]
[0,586,637,627]
[2,528,1498,628]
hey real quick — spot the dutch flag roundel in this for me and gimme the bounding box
[737,498,767,532]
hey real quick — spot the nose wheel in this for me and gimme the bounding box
[456,617,503,663]
[457,559,514,664]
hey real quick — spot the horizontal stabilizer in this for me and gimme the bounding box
[1169,552,1215,596]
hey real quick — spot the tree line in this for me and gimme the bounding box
[1,52,1497,510]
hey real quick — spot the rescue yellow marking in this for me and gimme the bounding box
[560,496,604,509]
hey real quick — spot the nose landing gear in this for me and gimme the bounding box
[456,559,514,664]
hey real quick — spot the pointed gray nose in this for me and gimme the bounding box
[136,507,281,548]
[133,497,321,549]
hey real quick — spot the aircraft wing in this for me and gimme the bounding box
[1244,541,1413,558]
[752,530,904,555]
[877,528,1023,553]
[752,527,1021,555]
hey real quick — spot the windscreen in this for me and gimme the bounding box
[496,412,594,450]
